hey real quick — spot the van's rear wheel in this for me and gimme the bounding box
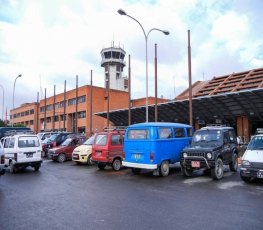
[159,160,170,177]
[112,158,121,171]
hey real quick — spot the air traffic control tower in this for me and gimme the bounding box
[100,45,128,92]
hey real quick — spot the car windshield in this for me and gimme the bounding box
[61,138,73,146]
[49,134,59,141]
[83,135,95,145]
[191,130,223,147]
[247,136,263,150]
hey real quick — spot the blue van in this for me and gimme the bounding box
[123,122,193,177]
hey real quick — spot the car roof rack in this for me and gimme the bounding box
[103,126,127,132]
[4,130,34,136]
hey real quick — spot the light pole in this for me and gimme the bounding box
[0,84,4,121]
[12,74,22,127]
[118,8,169,122]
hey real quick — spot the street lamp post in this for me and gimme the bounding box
[118,9,169,122]
[0,84,4,121]
[12,74,22,127]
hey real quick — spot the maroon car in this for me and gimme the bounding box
[48,136,87,163]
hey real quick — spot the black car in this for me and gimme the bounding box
[180,126,239,180]
[42,132,72,156]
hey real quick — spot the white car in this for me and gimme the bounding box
[0,141,5,176]
[240,134,263,182]
[2,134,42,173]
[72,135,95,165]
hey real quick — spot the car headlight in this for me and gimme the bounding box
[241,160,251,167]
[183,152,188,158]
[206,152,212,159]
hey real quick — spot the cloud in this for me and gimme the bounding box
[0,0,262,119]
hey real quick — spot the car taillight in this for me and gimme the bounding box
[53,142,56,147]
[150,151,154,163]
[1,155,4,164]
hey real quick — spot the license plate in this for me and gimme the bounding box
[257,171,263,179]
[191,161,200,168]
[96,151,101,156]
[133,154,141,160]
[26,153,33,158]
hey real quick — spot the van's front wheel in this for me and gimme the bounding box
[159,160,170,177]
[9,162,17,174]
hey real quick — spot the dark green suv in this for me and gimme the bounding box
[180,126,239,180]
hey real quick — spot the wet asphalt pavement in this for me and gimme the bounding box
[0,160,263,230]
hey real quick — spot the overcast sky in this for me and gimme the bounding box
[0,0,263,119]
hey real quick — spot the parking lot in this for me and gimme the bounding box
[1,160,263,230]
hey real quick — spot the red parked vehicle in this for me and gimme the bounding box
[91,129,125,171]
[48,135,87,163]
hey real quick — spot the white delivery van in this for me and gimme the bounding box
[2,134,42,173]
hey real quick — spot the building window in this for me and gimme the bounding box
[68,98,76,106]
[47,117,51,123]
[30,120,33,125]
[30,109,34,114]
[46,105,52,111]
[60,101,66,108]
[54,116,59,122]
[21,112,25,117]
[78,111,86,119]
[40,107,45,112]
[78,95,86,104]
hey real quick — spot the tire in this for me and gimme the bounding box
[87,155,93,166]
[57,153,66,163]
[98,163,106,170]
[229,153,238,172]
[112,158,122,171]
[240,175,251,183]
[159,160,170,177]
[9,162,17,174]
[211,158,224,180]
[131,168,141,175]
[181,165,193,177]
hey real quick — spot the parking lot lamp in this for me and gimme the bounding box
[118,9,169,122]
[12,74,22,127]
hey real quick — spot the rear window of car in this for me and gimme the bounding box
[18,136,40,148]
[95,134,107,146]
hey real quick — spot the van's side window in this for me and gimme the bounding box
[127,130,148,140]
[174,128,185,138]
[111,134,122,145]
[159,128,172,139]
[9,138,15,148]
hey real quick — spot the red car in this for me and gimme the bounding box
[48,135,87,163]
[91,129,125,171]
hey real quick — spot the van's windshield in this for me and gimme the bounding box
[247,136,263,150]
[191,130,223,147]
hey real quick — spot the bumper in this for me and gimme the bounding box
[13,160,42,167]
[240,167,263,179]
[72,154,87,163]
[122,161,157,170]
[180,156,215,169]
